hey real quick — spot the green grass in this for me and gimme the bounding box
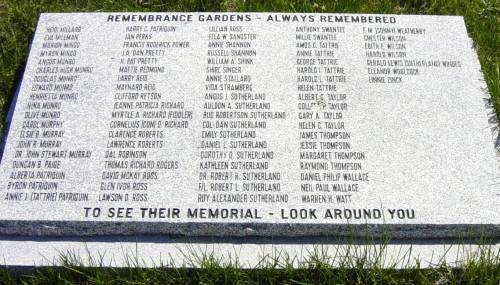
[0,0,499,283]
[0,240,499,284]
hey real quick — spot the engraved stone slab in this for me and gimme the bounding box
[0,12,498,238]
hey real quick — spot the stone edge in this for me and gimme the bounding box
[0,220,499,239]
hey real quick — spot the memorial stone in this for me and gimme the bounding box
[0,12,498,238]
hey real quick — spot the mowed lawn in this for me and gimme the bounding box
[0,0,499,284]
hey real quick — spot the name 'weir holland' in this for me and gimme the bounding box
[0,12,498,239]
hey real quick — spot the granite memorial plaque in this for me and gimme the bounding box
[0,12,498,238]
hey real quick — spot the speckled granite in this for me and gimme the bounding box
[0,13,498,238]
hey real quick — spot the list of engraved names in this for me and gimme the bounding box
[1,13,471,224]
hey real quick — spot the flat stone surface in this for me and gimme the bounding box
[1,235,498,268]
[0,12,498,238]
